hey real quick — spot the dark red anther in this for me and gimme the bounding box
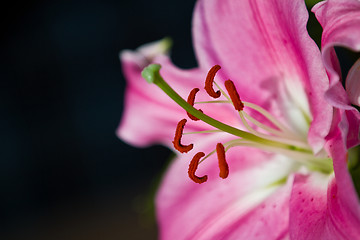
[216,143,229,179]
[173,119,193,153]
[224,80,244,111]
[205,65,221,98]
[188,152,208,184]
[186,88,203,121]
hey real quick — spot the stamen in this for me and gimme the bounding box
[173,119,193,153]
[183,129,223,135]
[242,111,290,138]
[194,99,303,142]
[238,111,311,150]
[205,65,221,98]
[217,143,229,179]
[225,80,244,111]
[141,64,312,153]
[195,100,231,104]
[187,88,203,121]
[214,81,229,100]
[188,152,208,184]
[225,140,333,173]
[243,102,297,137]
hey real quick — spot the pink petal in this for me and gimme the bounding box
[192,0,332,153]
[346,58,360,107]
[326,106,360,151]
[156,134,297,239]
[345,109,360,148]
[290,119,360,239]
[326,122,360,226]
[289,173,333,240]
[289,173,360,240]
[324,82,353,110]
[118,40,238,148]
[290,119,360,238]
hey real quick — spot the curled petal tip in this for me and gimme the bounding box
[346,58,360,107]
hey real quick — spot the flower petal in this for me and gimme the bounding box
[192,0,332,153]
[327,123,360,230]
[290,122,360,238]
[156,133,298,239]
[345,109,360,148]
[292,118,360,239]
[289,173,360,240]
[346,58,360,107]
[289,173,333,240]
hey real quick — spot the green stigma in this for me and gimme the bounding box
[141,64,162,84]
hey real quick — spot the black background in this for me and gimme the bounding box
[0,0,196,239]
[1,1,359,239]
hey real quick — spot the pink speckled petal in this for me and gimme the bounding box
[289,121,360,239]
[289,172,360,240]
[327,119,360,229]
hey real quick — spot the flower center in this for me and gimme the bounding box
[142,64,333,183]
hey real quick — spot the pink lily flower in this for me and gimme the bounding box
[118,0,360,239]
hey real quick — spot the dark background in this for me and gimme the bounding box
[1,1,359,239]
[0,1,196,239]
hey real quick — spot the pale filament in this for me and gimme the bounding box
[241,111,303,141]
[224,140,332,173]
[198,138,238,164]
[196,138,332,173]
[243,101,300,138]
[238,111,311,150]
[204,80,301,138]
[195,81,310,150]
[183,129,223,135]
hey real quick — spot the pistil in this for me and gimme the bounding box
[141,64,309,152]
